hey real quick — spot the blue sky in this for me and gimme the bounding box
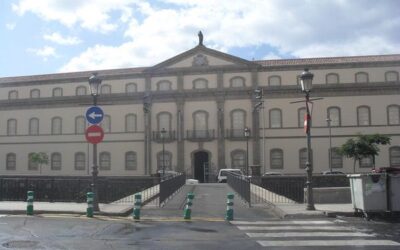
[1,0,399,77]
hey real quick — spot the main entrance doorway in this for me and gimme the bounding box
[193,151,209,183]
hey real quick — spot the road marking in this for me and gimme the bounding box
[237,225,350,231]
[257,240,400,247]
[231,220,334,225]
[247,232,374,238]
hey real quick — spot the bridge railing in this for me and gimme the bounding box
[226,172,251,206]
[159,173,186,207]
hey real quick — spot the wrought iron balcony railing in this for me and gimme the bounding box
[152,130,176,143]
[225,129,248,140]
[186,129,215,141]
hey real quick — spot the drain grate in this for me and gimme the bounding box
[2,240,39,249]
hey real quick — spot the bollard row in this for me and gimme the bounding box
[225,193,234,221]
[133,193,142,220]
[27,191,34,216]
[183,192,195,220]
[87,192,94,217]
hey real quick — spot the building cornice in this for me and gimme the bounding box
[0,82,398,110]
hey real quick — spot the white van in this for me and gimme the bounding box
[217,169,244,183]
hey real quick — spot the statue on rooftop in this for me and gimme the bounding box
[198,31,203,45]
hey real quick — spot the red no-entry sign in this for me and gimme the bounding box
[85,125,104,144]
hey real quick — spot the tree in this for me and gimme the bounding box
[338,134,391,173]
[30,152,49,174]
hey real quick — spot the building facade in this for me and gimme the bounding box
[0,41,399,180]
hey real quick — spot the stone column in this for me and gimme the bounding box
[217,72,226,170]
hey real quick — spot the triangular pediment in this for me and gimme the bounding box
[146,45,258,72]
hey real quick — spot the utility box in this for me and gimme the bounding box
[388,174,400,211]
[348,174,387,212]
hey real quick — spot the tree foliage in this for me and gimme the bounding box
[30,152,49,174]
[338,134,391,172]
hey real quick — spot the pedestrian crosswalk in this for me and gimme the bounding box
[230,219,400,248]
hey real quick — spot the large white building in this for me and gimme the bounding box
[0,37,399,181]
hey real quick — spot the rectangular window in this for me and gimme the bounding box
[270,149,283,169]
[330,148,343,168]
[360,157,373,168]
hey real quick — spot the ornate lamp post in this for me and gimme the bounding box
[244,127,250,176]
[160,128,167,177]
[300,68,315,211]
[326,117,332,173]
[88,73,102,212]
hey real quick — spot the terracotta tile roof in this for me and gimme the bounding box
[254,54,400,67]
[0,67,147,84]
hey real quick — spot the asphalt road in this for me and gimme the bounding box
[1,214,400,250]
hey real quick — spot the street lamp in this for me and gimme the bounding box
[160,128,167,177]
[300,68,315,211]
[88,73,101,212]
[244,127,250,176]
[326,117,332,173]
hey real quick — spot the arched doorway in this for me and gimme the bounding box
[193,150,210,183]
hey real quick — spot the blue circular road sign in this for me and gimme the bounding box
[86,106,104,124]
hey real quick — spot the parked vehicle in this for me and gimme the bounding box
[217,169,244,183]
[262,172,283,176]
[322,171,346,175]
[372,167,400,174]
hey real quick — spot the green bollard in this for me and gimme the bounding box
[183,192,195,220]
[87,192,94,218]
[27,191,34,216]
[133,193,142,220]
[225,193,234,221]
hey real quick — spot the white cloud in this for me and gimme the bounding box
[12,0,136,33]
[43,32,82,45]
[6,23,16,30]
[27,46,57,61]
[53,0,400,72]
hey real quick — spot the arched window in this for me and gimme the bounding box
[6,153,16,170]
[7,119,17,136]
[231,109,246,137]
[74,152,86,170]
[327,107,341,127]
[326,73,339,84]
[100,84,111,94]
[193,110,208,138]
[157,112,172,131]
[268,75,281,86]
[387,105,400,125]
[125,151,137,170]
[51,117,62,135]
[360,156,373,168]
[126,83,137,93]
[76,86,87,96]
[30,89,40,98]
[52,87,63,97]
[193,78,208,89]
[100,115,111,133]
[298,107,306,128]
[270,149,284,169]
[299,148,313,169]
[230,76,245,87]
[51,152,62,170]
[157,80,172,91]
[385,71,399,82]
[29,118,39,135]
[157,151,172,171]
[390,146,400,167]
[357,106,371,126]
[125,114,137,132]
[99,152,111,170]
[269,109,282,128]
[330,148,343,169]
[8,90,18,100]
[355,72,369,83]
[75,116,86,134]
[231,150,246,171]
